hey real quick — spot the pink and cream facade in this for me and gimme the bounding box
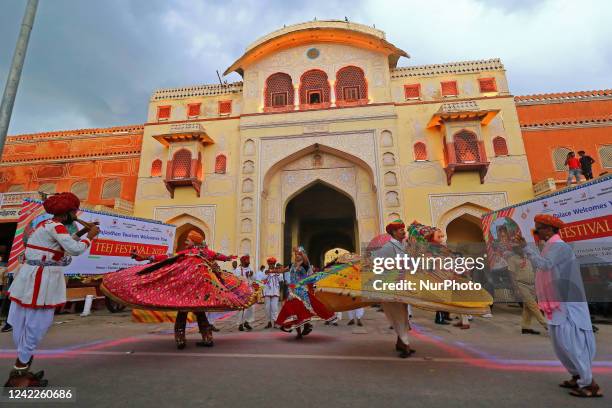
[133,21,533,264]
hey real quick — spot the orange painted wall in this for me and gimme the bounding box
[520,126,610,183]
[516,96,612,184]
[0,125,143,206]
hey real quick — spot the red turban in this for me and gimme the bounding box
[186,230,204,245]
[43,192,80,216]
[534,214,565,229]
[240,255,250,264]
[266,256,277,264]
[385,219,405,235]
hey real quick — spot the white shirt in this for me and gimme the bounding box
[233,265,254,283]
[9,219,90,308]
[261,266,284,297]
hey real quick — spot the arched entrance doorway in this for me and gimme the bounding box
[175,224,206,252]
[284,182,356,268]
[445,213,485,258]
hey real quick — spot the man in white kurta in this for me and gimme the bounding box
[7,192,99,378]
[522,214,602,397]
[373,219,414,358]
[234,255,255,331]
[261,257,284,328]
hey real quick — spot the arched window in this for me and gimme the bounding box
[492,136,508,156]
[552,147,572,171]
[151,159,162,177]
[265,73,294,108]
[299,70,330,105]
[335,66,367,102]
[215,154,227,174]
[453,131,480,163]
[414,142,428,161]
[598,145,612,169]
[7,184,25,193]
[38,183,56,194]
[101,178,122,200]
[70,181,89,200]
[171,149,192,179]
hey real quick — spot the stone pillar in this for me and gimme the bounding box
[294,85,300,110]
[330,80,336,107]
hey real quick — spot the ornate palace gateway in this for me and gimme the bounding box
[2,20,610,266]
[133,20,532,264]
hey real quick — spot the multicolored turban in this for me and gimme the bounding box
[407,220,440,243]
[43,192,80,216]
[534,214,565,229]
[385,219,406,235]
[186,230,204,245]
[266,256,277,265]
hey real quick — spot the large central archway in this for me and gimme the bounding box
[257,144,379,266]
[284,182,356,267]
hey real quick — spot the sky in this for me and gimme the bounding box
[1,0,611,135]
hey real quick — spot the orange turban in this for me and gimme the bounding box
[186,230,204,245]
[266,256,277,264]
[534,214,565,229]
[43,192,80,216]
[385,219,405,235]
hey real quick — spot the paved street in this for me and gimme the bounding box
[1,304,610,407]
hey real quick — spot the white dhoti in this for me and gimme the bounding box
[264,296,279,322]
[382,302,410,346]
[549,320,596,387]
[8,303,55,364]
[236,305,255,325]
[347,308,364,320]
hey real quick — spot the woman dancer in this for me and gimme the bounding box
[102,230,257,349]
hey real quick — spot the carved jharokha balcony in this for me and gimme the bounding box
[164,176,202,198]
[443,162,490,185]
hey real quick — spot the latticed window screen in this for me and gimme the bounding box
[218,100,232,114]
[335,66,367,101]
[70,181,89,200]
[479,78,497,93]
[552,147,572,171]
[453,131,480,163]
[171,149,192,179]
[598,145,612,168]
[299,70,330,104]
[492,136,508,156]
[441,81,458,96]
[101,178,122,200]
[157,106,171,120]
[187,103,201,117]
[215,154,227,174]
[404,84,420,99]
[271,92,288,107]
[414,142,427,160]
[38,183,56,194]
[150,159,163,177]
[7,184,25,193]
[265,73,294,107]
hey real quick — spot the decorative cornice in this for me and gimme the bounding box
[151,82,243,101]
[520,117,612,130]
[0,152,141,166]
[515,89,612,105]
[391,58,504,78]
[7,125,143,142]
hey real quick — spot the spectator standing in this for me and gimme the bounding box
[564,152,582,186]
[578,151,595,180]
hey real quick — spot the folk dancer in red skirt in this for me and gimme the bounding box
[102,230,258,349]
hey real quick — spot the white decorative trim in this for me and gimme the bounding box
[428,192,507,227]
[153,205,216,244]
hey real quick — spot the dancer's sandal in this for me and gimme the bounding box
[175,329,187,350]
[559,375,580,389]
[569,381,603,398]
[196,328,214,347]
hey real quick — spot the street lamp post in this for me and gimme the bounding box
[0,0,39,157]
